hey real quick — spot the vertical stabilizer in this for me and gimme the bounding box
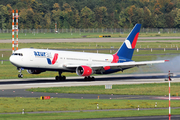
[113,24,141,62]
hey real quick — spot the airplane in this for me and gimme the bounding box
[9,24,168,80]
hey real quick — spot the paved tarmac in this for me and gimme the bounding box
[1,37,180,119]
[75,115,180,120]
[1,73,179,90]
[0,88,165,100]
[1,73,180,119]
[1,73,180,99]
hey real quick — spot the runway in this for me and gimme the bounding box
[77,115,180,120]
[1,36,180,119]
[0,89,160,100]
[1,73,180,120]
[1,73,180,99]
[1,73,180,90]
[1,88,180,100]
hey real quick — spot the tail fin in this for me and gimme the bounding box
[114,24,141,62]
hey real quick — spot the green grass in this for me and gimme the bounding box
[0,97,179,113]
[1,32,180,39]
[0,39,179,119]
[0,32,125,39]
[0,61,73,79]
[0,41,180,60]
[27,83,180,96]
[0,41,180,79]
[1,33,106,39]
[134,50,180,55]
[0,109,180,120]
[1,42,180,49]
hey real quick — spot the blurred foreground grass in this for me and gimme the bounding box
[0,109,180,120]
[0,97,180,113]
[27,83,180,96]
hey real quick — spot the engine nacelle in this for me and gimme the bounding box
[76,66,92,76]
[27,69,45,74]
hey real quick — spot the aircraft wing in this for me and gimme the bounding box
[64,60,168,70]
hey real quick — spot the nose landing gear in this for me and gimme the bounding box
[18,74,23,78]
[18,68,23,78]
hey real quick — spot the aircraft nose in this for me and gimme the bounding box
[9,55,15,64]
[9,55,19,66]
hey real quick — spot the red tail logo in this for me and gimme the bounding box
[47,53,58,65]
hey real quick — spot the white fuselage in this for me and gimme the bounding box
[9,48,114,72]
[9,24,167,79]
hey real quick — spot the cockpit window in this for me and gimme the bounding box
[12,53,23,56]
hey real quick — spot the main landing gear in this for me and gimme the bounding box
[55,71,66,81]
[18,68,23,78]
[84,76,95,80]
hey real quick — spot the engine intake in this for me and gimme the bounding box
[76,66,92,76]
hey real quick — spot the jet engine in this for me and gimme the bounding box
[76,66,92,76]
[27,69,45,74]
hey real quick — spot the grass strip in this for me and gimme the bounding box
[0,32,180,39]
[1,42,180,49]
[0,109,180,120]
[0,97,180,113]
[27,83,180,96]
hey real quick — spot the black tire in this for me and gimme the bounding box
[18,74,23,78]
[55,76,59,81]
[20,74,23,78]
[84,77,88,80]
[62,76,66,80]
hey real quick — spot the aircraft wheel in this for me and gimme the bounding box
[55,76,59,81]
[84,76,95,80]
[55,76,66,81]
[62,76,66,80]
[18,74,23,78]
[84,77,88,80]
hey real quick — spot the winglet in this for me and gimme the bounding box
[165,60,169,62]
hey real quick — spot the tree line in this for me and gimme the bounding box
[0,0,180,29]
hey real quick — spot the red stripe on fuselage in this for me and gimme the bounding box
[104,54,119,71]
[131,32,139,49]
[104,66,110,70]
[52,53,58,64]
[112,54,119,63]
